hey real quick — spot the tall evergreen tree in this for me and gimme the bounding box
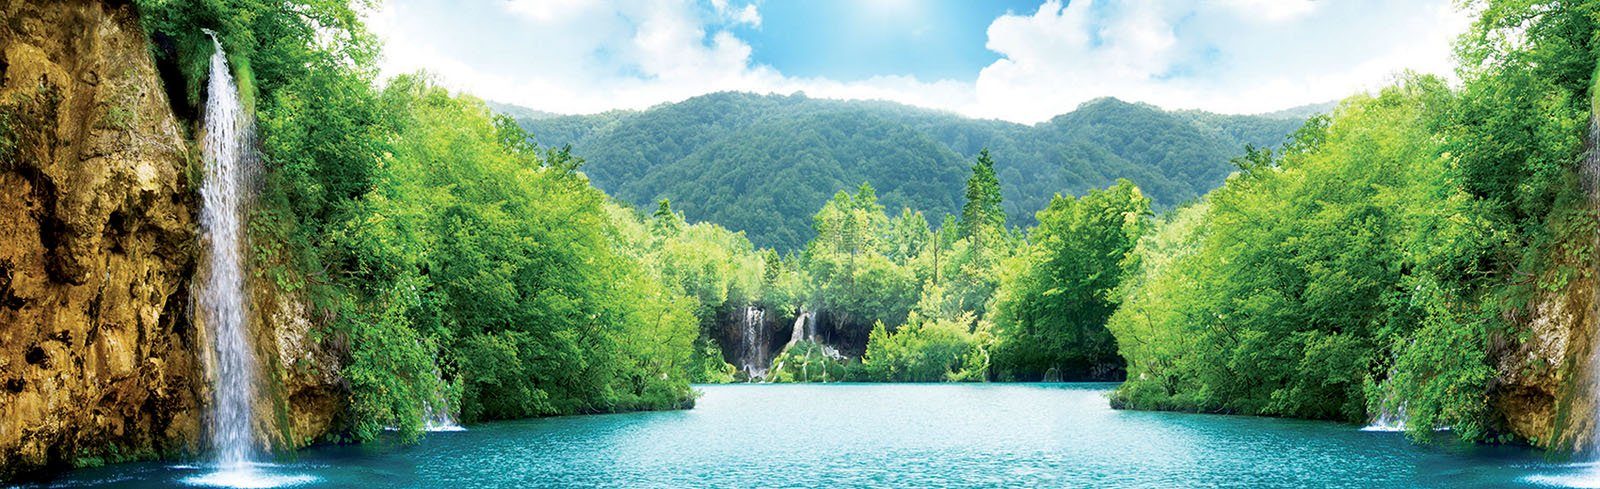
[652,198,683,236]
[961,148,1005,255]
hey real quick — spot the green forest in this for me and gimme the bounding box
[505,93,1307,251]
[122,0,1598,450]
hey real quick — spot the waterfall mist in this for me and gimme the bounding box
[199,31,257,471]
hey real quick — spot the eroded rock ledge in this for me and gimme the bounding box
[0,0,202,477]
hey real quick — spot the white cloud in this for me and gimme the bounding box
[967,0,1473,121]
[710,0,761,27]
[368,0,1474,124]
[1215,0,1319,23]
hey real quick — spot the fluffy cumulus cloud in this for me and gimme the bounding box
[368,0,1474,123]
[971,0,1474,121]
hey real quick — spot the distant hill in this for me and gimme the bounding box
[500,92,1308,251]
[1252,101,1339,120]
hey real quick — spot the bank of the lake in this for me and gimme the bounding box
[27,383,1597,488]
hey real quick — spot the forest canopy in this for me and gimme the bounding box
[126,0,1600,451]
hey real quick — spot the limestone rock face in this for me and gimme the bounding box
[0,0,352,477]
[0,0,203,477]
[1495,104,1600,451]
[1492,273,1594,450]
[254,286,346,450]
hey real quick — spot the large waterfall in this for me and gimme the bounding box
[198,31,258,472]
[188,32,313,489]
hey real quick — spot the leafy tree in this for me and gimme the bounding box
[992,180,1150,381]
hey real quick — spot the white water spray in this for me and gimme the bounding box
[742,306,767,380]
[1360,403,1407,433]
[424,369,464,432]
[198,30,258,473]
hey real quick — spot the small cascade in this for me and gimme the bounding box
[1361,367,1412,432]
[740,306,768,380]
[777,311,844,361]
[1360,404,1408,433]
[782,311,811,352]
[423,369,464,432]
[198,30,258,472]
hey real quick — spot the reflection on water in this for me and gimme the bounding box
[28,383,1592,488]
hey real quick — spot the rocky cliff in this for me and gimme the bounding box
[1493,260,1595,450]
[1493,66,1600,451]
[0,0,202,477]
[0,0,347,478]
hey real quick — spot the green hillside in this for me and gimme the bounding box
[505,92,1311,250]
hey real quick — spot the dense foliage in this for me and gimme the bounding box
[135,0,702,444]
[1106,0,1599,442]
[346,80,699,426]
[128,0,1600,454]
[992,181,1150,381]
[509,93,1307,250]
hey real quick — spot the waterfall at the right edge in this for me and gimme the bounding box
[1583,86,1600,472]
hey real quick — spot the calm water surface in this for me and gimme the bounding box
[27,383,1600,488]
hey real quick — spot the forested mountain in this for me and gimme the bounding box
[500,93,1311,250]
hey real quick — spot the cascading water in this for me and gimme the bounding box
[1361,366,1409,432]
[742,307,767,380]
[423,369,464,432]
[198,31,258,472]
[1517,94,1600,489]
[1360,403,1407,433]
[1535,76,1600,488]
[782,312,811,352]
[187,32,313,488]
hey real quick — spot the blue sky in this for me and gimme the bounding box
[368,0,1473,123]
[733,1,1041,82]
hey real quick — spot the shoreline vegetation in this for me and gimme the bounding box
[1,0,1595,479]
[125,0,1600,443]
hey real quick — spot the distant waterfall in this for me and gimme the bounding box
[782,312,811,352]
[773,311,844,378]
[741,306,767,380]
[198,31,259,473]
[424,369,464,432]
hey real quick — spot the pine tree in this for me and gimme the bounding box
[652,198,683,235]
[960,148,1004,254]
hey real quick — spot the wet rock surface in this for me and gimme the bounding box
[0,0,202,477]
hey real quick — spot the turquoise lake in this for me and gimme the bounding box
[27,383,1600,488]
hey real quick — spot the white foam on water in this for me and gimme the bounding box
[182,470,318,489]
[1525,464,1600,488]
[181,464,317,489]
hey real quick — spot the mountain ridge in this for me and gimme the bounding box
[500,92,1314,250]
